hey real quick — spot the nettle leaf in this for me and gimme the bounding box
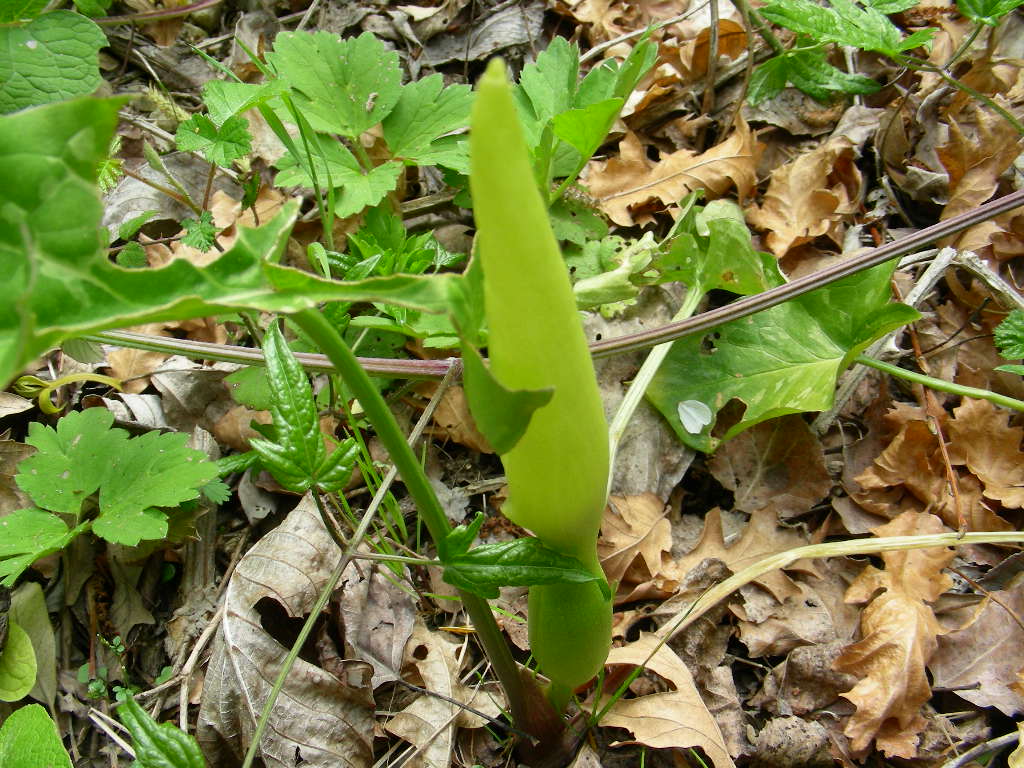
[0,11,106,114]
[266,30,402,138]
[751,47,881,104]
[381,74,473,165]
[994,309,1024,360]
[0,509,84,586]
[0,621,35,701]
[274,134,403,217]
[0,704,72,768]
[117,696,204,768]
[442,538,607,600]
[175,113,252,168]
[956,0,1023,24]
[760,0,933,57]
[16,408,218,547]
[180,210,217,251]
[250,324,358,493]
[647,262,920,452]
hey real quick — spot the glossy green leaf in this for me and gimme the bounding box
[117,696,205,768]
[444,512,485,557]
[0,704,72,768]
[0,509,81,587]
[0,11,106,114]
[442,538,606,600]
[0,621,35,701]
[10,582,56,706]
[175,114,252,168]
[647,261,920,452]
[956,0,1023,24]
[266,30,402,138]
[250,324,358,493]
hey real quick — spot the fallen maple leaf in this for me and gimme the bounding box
[586,117,759,226]
[598,493,675,603]
[947,397,1024,510]
[600,633,735,768]
[835,511,954,758]
[745,136,861,257]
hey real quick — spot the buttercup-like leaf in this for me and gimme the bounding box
[0,509,82,587]
[175,114,252,168]
[381,74,473,164]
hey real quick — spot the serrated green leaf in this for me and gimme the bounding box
[17,409,125,516]
[382,74,472,162]
[516,36,579,129]
[0,703,72,768]
[549,195,608,245]
[201,80,279,127]
[995,363,1024,375]
[956,0,1023,24]
[200,479,231,504]
[117,696,205,768]
[0,509,81,586]
[0,11,106,113]
[180,211,216,252]
[215,450,259,477]
[313,440,359,493]
[442,538,606,600]
[755,47,882,103]
[175,114,252,168]
[444,512,485,557]
[760,0,932,57]
[647,261,920,451]
[266,30,402,138]
[0,621,35,701]
[552,98,623,161]
[116,241,148,268]
[748,56,790,105]
[0,0,48,23]
[995,310,1024,359]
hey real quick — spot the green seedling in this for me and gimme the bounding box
[0,408,220,586]
[465,59,612,709]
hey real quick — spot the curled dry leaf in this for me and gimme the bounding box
[385,619,504,768]
[598,493,675,603]
[599,632,735,768]
[745,136,862,258]
[929,583,1024,717]
[586,117,759,226]
[835,511,954,759]
[196,494,375,767]
[946,397,1024,510]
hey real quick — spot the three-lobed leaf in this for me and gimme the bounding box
[956,0,1024,24]
[175,114,252,168]
[749,47,882,104]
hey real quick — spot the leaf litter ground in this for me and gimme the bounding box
[2,0,1024,767]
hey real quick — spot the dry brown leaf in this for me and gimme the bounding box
[385,620,503,768]
[930,584,1024,716]
[196,495,375,767]
[745,136,861,257]
[947,397,1024,509]
[708,415,831,519]
[587,118,759,226]
[598,494,673,602]
[600,633,735,768]
[835,511,954,758]
[938,110,1024,247]
[427,385,493,453]
[677,19,747,82]
[668,506,817,602]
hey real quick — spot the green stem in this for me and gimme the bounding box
[288,309,535,734]
[728,0,785,54]
[944,23,983,69]
[856,354,1024,412]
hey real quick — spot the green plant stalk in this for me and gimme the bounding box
[728,0,785,54]
[471,59,611,711]
[856,354,1024,412]
[287,309,537,733]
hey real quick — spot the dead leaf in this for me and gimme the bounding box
[0,392,33,418]
[677,19,747,82]
[947,397,1024,509]
[106,323,172,394]
[599,633,735,768]
[745,136,862,257]
[426,385,493,453]
[196,495,375,767]
[668,506,817,603]
[834,511,955,758]
[587,118,759,226]
[598,494,674,602]
[385,619,504,768]
[708,415,831,519]
[930,584,1024,717]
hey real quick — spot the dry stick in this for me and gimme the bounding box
[178,605,225,732]
[938,730,1020,768]
[88,709,135,759]
[91,188,1024,376]
[239,361,459,768]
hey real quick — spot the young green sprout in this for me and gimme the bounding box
[469,58,612,710]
